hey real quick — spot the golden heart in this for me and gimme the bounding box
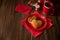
[28,16,43,29]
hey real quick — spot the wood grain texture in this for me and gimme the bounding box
[0,0,60,40]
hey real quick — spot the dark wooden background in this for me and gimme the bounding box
[0,0,60,40]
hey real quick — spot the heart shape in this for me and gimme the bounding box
[28,16,43,29]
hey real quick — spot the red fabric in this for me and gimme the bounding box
[22,11,53,37]
[46,18,53,30]
[22,11,47,37]
[22,18,44,38]
[15,4,32,15]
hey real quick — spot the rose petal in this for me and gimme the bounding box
[46,18,53,30]
[15,4,32,15]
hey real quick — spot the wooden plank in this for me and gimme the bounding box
[0,0,60,40]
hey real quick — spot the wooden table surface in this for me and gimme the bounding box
[0,0,60,40]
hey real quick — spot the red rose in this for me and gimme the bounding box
[22,11,53,38]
